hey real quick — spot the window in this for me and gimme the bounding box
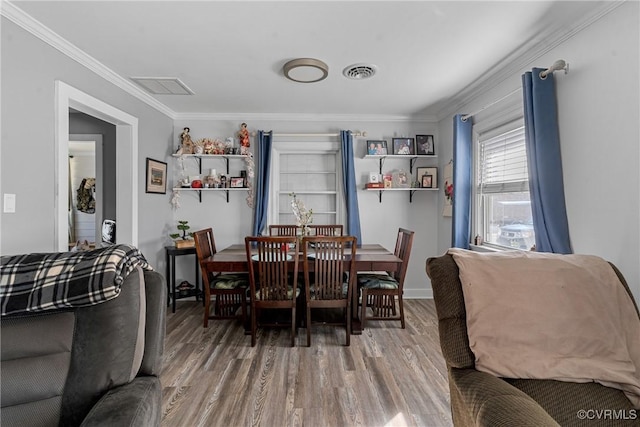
[474,123,535,250]
[268,139,344,228]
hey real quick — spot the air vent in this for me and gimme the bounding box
[342,64,377,80]
[130,77,194,95]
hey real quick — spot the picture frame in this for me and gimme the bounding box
[416,166,438,188]
[421,174,433,188]
[392,138,415,155]
[416,134,435,155]
[366,140,388,155]
[145,158,167,194]
[368,172,380,183]
[230,177,245,188]
[392,170,410,188]
[383,173,393,188]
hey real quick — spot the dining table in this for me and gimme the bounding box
[201,243,402,334]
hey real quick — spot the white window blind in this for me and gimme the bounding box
[478,126,528,193]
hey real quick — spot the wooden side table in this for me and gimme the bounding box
[165,245,202,313]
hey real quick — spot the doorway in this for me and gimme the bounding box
[55,81,139,251]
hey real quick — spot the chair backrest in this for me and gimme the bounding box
[302,235,356,300]
[193,228,216,289]
[308,224,344,236]
[269,225,300,236]
[392,228,415,289]
[245,236,299,301]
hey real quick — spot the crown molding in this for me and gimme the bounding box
[434,0,625,121]
[1,0,176,119]
[173,112,438,124]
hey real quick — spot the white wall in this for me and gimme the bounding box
[1,18,174,270]
[169,119,439,297]
[436,2,640,301]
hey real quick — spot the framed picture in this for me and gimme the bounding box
[368,172,380,183]
[416,167,438,188]
[392,138,415,155]
[366,140,388,155]
[145,158,167,194]
[383,173,393,188]
[416,135,435,155]
[230,177,244,188]
[421,174,433,188]
[392,170,410,188]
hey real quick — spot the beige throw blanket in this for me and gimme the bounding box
[448,248,640,408]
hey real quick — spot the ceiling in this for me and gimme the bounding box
[7,1,613,120]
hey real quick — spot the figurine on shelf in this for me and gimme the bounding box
[180,127,194,154]
[203,139,214,155]
[238,122,250,155]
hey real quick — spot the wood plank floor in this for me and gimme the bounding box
[160,299,453,427]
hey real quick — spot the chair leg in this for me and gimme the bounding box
[398,293,405,329]
[345,307,351,346]
[251,305,257,347]
[361,289,368,331]
[306,305,311,347]
[203,297,210,328]
[291,307,296,347]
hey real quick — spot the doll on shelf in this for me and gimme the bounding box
[238,123,250,155]
[180,127,194,154]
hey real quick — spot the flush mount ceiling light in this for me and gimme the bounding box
[283,58,329,83]
[343,63,378,80]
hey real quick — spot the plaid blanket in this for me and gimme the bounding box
[0,244,152,316]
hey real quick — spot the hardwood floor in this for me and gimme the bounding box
[160,299,453,427]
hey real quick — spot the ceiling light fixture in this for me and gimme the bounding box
[283,58,329,83]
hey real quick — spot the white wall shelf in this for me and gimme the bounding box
[173,154,249,203]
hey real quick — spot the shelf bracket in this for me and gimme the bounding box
[409,189,416,203]
[378,157,386,174]
[378,190,383,203]
[409,157,417,174]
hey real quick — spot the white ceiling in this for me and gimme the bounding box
[8,1,613,120]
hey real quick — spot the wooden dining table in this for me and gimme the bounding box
[201,243,402,334]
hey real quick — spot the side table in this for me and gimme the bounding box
[165,245,202,313]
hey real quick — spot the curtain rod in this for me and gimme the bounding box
[267,131,367,137]
[462,59,568,121]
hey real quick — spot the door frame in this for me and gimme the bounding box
[55,81,138,251]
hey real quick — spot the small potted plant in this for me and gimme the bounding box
[170,220,195,248]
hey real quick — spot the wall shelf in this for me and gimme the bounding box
[364,187,439,203]
[363,154,437,174]
[173,154,250,203]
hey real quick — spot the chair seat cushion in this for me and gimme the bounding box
[211,273,249,290]
[309,282,349,298]
[254,286,300,300]
[357,273,398,289]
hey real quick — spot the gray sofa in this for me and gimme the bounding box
[1,266,166,427]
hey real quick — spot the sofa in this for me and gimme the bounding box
[426,252,640,427]
[1,247,166,427]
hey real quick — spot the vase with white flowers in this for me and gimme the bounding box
[289,192,313,238]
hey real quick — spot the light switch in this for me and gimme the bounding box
[4,194,16,213]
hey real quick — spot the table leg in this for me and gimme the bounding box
[352,285,362,335]
[171,253,177,313]
[165,251,171,307]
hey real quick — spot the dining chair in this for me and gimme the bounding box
[301,235,357,346]
[268,224,300,236]
[244,235,300,347]
[308,224,344,236]
[357,228,414,329]
[194,228,249,328]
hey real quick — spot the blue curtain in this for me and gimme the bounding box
[452,114,473,249]
[522,69,572,253]
[252,131,272,236]
[340,131,362,245]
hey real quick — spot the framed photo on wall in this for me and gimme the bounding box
[145,158,167,194]
[416,166,438,188]
[416,135,435,155]
[366,140,388,155]
[421,174,433,188]
[392,138,415,155]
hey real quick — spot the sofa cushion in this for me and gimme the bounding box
[448,248,640,408]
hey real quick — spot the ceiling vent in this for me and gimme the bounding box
[130,77,194,95]
[343,64,377,80]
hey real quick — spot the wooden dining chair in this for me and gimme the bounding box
[194,228,249,328]
[357,228,414,329]
[301,235,357,346]
[307,224,344,236]
[268,224,300,236]
[244,235,300,347]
